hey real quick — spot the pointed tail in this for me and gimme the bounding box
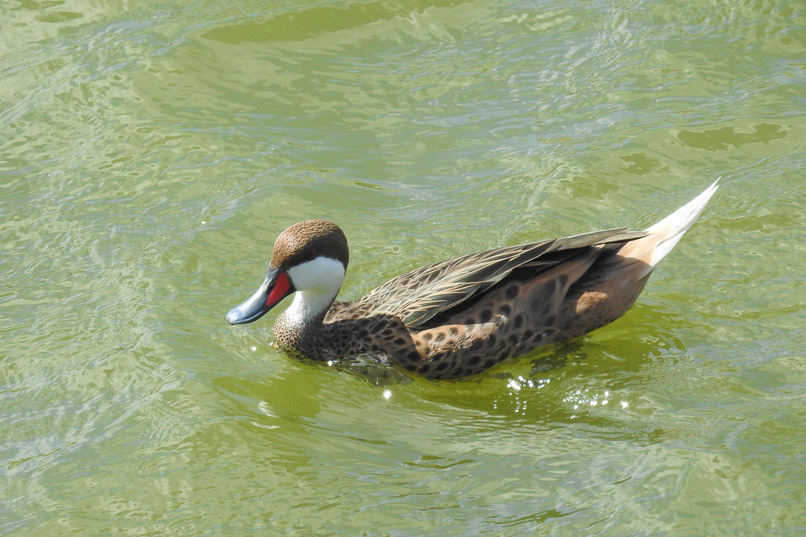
[617,179,719,274]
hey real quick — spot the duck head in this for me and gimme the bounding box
[226,219,349,326]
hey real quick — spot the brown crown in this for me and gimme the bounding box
[270,219,349,270]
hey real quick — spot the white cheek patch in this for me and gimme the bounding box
[284,257,345,325]
[287,257,345,292]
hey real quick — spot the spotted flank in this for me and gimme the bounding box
[227,180,718,379]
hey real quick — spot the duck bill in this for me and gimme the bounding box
[226,268,294,325]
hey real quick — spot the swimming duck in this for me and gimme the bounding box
[227,180,718,379]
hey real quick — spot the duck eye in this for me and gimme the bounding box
[305,249,317,260]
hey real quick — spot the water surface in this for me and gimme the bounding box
[2,0,805,535]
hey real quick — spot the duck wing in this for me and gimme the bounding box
[338,228,645,328]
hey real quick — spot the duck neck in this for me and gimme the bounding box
[274,286,341,359]
[280,256,346,330]
[282,287,339,329]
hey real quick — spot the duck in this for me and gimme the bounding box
[227,180,718,379]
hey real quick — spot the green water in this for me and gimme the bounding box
[2,0,805,535]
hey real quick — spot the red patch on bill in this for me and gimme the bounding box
[266,272,290,307]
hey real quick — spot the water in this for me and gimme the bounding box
[2,0,805,535]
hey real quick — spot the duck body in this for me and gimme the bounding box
[227,181,718,379]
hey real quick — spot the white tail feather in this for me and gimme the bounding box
[618,179,719,272]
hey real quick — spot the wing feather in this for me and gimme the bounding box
[338,228,645,328]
